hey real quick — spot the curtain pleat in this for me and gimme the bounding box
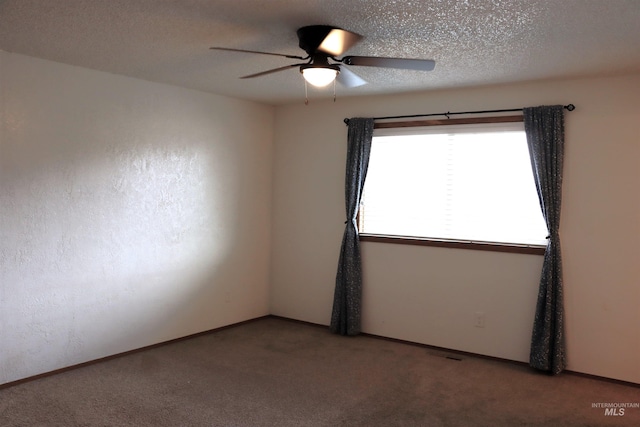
[524,105,566,374]
[330,118,374,336]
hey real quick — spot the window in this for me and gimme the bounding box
[358,119,547,253]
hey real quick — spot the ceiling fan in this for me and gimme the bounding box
[210,25,435,89]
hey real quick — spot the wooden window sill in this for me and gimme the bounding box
[359,234,546,255]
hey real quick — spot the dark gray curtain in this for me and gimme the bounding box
[330,118,375,336]
[524,105,566,374]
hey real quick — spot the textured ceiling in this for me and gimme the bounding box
[1,0,639,105]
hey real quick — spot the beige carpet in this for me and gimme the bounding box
[1,316,638,426]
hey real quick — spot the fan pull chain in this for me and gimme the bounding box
[304,80,309,105]
[333,79,336,102]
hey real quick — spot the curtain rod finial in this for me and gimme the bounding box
[344,118,350,126]
[565,104,575,111]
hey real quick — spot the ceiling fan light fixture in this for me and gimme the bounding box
[300,65,340,87]
[211,25,435,92]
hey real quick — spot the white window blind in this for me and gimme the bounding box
[359,122,548,246]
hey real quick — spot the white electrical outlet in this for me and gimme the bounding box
[474,311,486,328]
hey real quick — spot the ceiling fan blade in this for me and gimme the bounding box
[241,64,303,79]
[342,56,435,71]
[337,66,367,87]
[210,47,307,60]
[317,29,362,56]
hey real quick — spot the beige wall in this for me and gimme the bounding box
[270,74,640,384]
[0,51,274,385]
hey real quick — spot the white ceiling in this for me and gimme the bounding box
[1,0,639,105]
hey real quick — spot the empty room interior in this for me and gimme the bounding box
[1,0,639,424]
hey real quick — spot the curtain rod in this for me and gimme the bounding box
[343,104,575,125]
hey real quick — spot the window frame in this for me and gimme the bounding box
[358,115,546,256]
